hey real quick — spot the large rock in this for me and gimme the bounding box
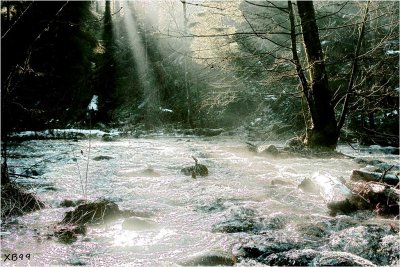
[264,249,376,266]
[62,199,124,224]
[379,235,400,266]
[296,215,359,240]
[298,173,352,202]
[235,240,300,263]
[298,178,320,194]
[329,225,398,265]
[260,212,289,231]
[212,207,261,233]
[195,198,228,213]
[179,250,235,266]
[181,164,208,177]
[93,155,114,161]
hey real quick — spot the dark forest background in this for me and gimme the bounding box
[1,1,399,147]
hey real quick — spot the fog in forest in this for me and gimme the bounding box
[1,1,399,266]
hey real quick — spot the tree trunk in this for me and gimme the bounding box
[297,1,338,148]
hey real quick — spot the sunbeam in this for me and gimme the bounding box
[121,1,160,124]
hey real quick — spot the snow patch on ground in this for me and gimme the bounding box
[10,128,120,139]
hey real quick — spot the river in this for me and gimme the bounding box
[1,135,398,266]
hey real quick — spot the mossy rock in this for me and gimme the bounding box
[62,199,123,224]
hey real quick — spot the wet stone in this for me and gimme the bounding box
[62,199,124,225]
[92,155,114,161]
[379,235,400,265]
[179,250,236,266]
[212,207,261,233]
[264,249,376,266]
[328,224,397,265]
[316,251,376,266]
[298,178,320,194]
[260,212,289,231]
[354,158,400,172]
[196,198,228,213]
[236,241,300,263]
[181,164,208,177]
[256,144,279,155]
[296,216,358,239]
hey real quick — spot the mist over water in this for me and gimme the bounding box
[3,136,396,266]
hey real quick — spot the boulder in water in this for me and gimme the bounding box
[298,178,320,194]
[93,155,114,161]
[246,143,280,156]
[179,250,236,266]
[264,249,376,266]
[181,157,208,178]
[196,198,228,213]
[181,164,208,177]
[379,235,400,266]
[234,235,303,263]
[62,199,124,224]
[212,207,261,233]
[328,224,398,265]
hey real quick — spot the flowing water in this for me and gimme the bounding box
[1,135,398,266]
